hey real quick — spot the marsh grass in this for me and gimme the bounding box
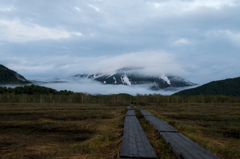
[0,103,126,159]
[140,103,240,159]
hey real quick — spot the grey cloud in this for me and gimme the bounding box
[0,0,240,88]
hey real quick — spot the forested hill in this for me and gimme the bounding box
[0,85,59,95]
[174,77,240,96]
[0,64,30,84]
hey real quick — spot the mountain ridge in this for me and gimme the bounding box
[73,68,196,90]
[0,64,31,84]
[174,77,240,96]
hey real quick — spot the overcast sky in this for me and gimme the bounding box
[0,0,240,85]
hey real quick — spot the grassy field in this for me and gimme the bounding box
[0,103,126,159]
[140,103,240,159]
[1,103,240,159]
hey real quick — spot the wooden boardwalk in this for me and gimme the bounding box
[140,110,178,132]
[120,108,157,159]
[126,109,136,116]
[140,109,220,159]
[127,106,133,110]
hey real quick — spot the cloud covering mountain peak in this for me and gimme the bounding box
[1,0,240,86]
[87,51,186,77]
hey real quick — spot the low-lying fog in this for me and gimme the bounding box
[32,78,193,95]
[1,77,197,95]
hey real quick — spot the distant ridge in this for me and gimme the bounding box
[73,67,196,91]
[0,64,30,84]
[174,77,240,96]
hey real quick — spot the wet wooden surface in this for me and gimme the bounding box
[140,109,220,159]
[140,110,178,132]
[127,106,132,110]
[120,109,157,159]
[126,109,135,116]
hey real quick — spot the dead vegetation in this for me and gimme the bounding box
[0,103,126,159]
[1,103,240,159]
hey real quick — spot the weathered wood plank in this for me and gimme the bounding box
[140,109,154,116]
[133,106,138,109]
[160,132,220,159]
[127,106,132,110]
[141,109,220,159]
[120,110,157,159]
[126,109,135,116]
[141,111,178,132]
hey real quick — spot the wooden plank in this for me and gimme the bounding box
[160,132,220,159]
[126,110,135,116]
[140,109,154,116]
[133,106,138,109]
[141,110,178,132]
[177,133,220,159]
[140,109,220,159]
[127,106,132,110]
[120,115,157,159]
[160,132,197,159]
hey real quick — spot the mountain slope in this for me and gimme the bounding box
[174,77,240,96]
[0,64,30,84]
[73,68,196,90]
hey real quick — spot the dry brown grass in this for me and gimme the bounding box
[3,102,238,159]
[140,103,240,159]
[0,103,126,159]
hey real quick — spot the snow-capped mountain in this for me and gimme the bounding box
[73,68,196,90]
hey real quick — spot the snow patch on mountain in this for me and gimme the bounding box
[93,74,103,79]
[160,75,171,85]
[121,75,131,85]
[113,77,117,84]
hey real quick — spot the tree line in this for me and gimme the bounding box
[0,85,240,104]
[0,85,134,104]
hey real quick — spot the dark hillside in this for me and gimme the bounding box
[0,64,30,84]
[174,77,240,96]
